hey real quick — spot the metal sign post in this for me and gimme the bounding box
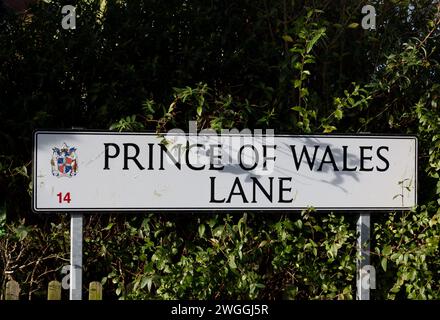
[70,213,83,300]
[356,212,371,300]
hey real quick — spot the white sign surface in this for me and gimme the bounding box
[33,131,417,212]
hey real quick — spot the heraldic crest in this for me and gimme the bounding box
[51,143,78,177]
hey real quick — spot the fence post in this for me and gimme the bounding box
[5,280,20,300]
[88,281,103,300]
[47,280,61,300]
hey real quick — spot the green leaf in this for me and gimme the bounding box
[198,224,206,238]
[282,35,294,43]
[0,209,6,225]
[323,125,337,133]
[300,87,309,98]
[381,257,388,272]
[382,245,392,256]
[212,226,223,238]
[390,284,401,293]
[334,108,343,120]
[348,23,359,29]
[258,240,268,248]
[293,61,303,70]
[228,255,237,269]
[15,225,30,241]
[306,27,326,53]
[141,277,153,292]
[103,223,114,231]
[140,276,148,289]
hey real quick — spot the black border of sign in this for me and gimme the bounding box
[32,130,418,213]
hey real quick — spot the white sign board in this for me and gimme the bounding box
[33,131,417,212]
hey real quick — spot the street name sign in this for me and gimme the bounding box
[32,131,417,212]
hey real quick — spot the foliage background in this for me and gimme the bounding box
[0,0,439,299]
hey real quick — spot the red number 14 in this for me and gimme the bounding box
[57,192,71,204]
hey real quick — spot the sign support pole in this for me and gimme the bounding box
[356,212,371,300]
[70,213,83,300]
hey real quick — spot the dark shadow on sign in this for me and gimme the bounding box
[277,137,361,193]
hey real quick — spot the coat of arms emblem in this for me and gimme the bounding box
[51,143,78,177]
